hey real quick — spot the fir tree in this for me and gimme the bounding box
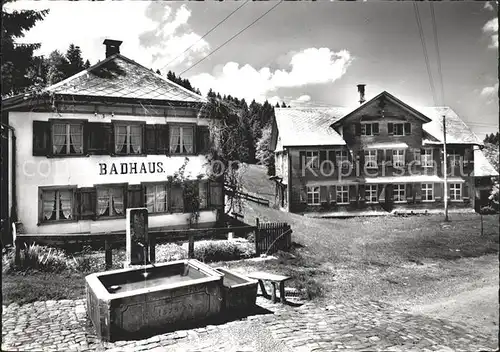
[2,0,49,96]
[65,44,85,77]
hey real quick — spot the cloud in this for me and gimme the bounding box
[484,2,494,11]
[190,48,352,103]
[481,82,499,97]
[4,2,209,70]
[483,18,498,49]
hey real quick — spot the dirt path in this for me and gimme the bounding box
[410,284,499,340]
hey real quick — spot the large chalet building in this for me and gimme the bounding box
[271,85,498,216]
[1,39,223,242]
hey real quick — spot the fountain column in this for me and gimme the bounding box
[125,208,149,267]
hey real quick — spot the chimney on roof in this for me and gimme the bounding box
[103,39,123,58]
[357,84,366,105]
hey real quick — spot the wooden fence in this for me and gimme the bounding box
[13,218,256,270]
[254,219,292,256]
[224,185,270,207]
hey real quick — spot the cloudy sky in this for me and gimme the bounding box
[6,0,499,138]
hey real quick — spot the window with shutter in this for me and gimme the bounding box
[329,186,336,204]
[79,187,96,220]
[373,123,379,135]
[320,186,327,203]
[128,184,143,209]
[86,123,112,154]
[39,187,76,223]
[299,151,306,170]
[52,122,84,155]
[209,181,223,207]
[196,126,210,154]
[404,123,411,135]
[388,123,394,135]
[144,125,157,154]
[170,184,184,213]
[199,181,209,209]
[114,123,144,155]
[33,121,51,156]
[156,125,169,154]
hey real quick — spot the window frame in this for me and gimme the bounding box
[305,151,320,169]
[336,185,349,205]
[393,123,405,136]
[169,124,196,155]
[47,119,86,157]
[335,149,349,169]
[306,186,320,205]
[143,182,169,214]
[113,121,144,155]
[38,186,77,224]
[364,150,378,169]
[95,183,127,219]
[361,122,379,136]
[392,149,405,167]
[421,148,434,168]
[365,184,378,203]
[393,183,406,203]
[450,183,462,201]
[421,183,434,202]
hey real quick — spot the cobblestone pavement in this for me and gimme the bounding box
[2,297,498,352]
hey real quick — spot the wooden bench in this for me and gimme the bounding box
[247,271,291,303]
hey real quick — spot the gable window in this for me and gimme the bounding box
[145,184,167,213]
[364,150,378,169]
[365,185,378,203]
[307,186,320,205]
[422,183,434,201]
[361,123,379,136]
[389,122,411,136]
[170,126,194,154]
[392,150,405,167]
[41,188,74,222]
[97,186,125,217]
[305,151,319,169]
[422,148,433,167]
[115,124,142,154]
[393,184,406,202]
[450,183,462,201]
[335,150,349,169]
[336,185,349,204]
[52,123,84,155]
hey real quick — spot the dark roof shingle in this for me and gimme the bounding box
[46,54,205,103]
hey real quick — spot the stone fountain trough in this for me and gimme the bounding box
[85,259,224,341]
[215,267,258,312]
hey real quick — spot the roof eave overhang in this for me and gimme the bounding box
[331,91,432,128]
[2,92,206,111]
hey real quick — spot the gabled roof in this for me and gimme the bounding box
[3,53,206,108]
[417,107,484,146]
[273,107,349,149]
[331,91,432,127]
[473,148,499,177]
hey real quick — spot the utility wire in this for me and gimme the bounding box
[159,1,250,73]
[413,2,438,106]
[179,0,283,76]
[429,2,445,106]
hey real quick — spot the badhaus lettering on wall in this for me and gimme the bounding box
[99,162,165,175]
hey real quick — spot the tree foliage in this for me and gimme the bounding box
[484,132,499,145]
[1,0,49,96]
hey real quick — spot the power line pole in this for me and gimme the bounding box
[442,114,449,221]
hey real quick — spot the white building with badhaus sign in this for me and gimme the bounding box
[1,39,224,240]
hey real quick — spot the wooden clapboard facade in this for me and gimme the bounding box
[1,39,224,239]
[270,89,498,216]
